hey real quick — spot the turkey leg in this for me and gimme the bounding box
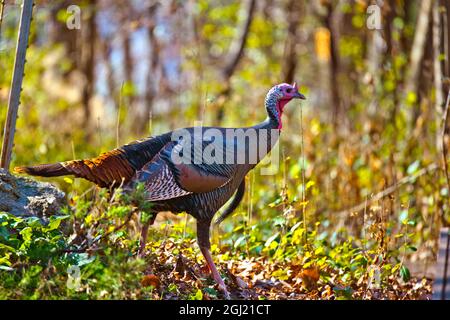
[138,212,157,257]
[197,220,231,299]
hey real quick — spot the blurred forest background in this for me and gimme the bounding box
[0,0,449,299]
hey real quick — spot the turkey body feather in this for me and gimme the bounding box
[14,125,274,221]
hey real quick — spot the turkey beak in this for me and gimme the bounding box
[293,92,306,100]
[292,82,306,100]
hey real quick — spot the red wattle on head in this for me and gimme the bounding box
[276,99,290,129]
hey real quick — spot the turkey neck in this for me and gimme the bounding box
[247,101,283,166]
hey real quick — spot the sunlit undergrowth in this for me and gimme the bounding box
[0,183,432,300]
[0,0,447,301]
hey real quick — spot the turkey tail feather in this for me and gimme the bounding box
[14,163,69,177]
[14,150,135,188]
[214,179,245,225]
[14,135,170,188]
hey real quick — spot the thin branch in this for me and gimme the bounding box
[0,0,5,37]
[332,163,439,216]
[441,89,450,209]
[433,0,444,119]
[222,0,256,79]
[61,209,135,254]
[300,97,307,244]
[117,82,124,148]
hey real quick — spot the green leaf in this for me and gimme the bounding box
[0,265,14,271]
[71,252,96,267]
[289,163,301,178]
[272,216,285,227]
[399,210,409,225]
[0,242,17,253]
[0,256,12,266]
[25,217,42,228]
[192,289,203,300]
[121,81,137,97]
[406,92,417,105]
[305,180,315,190]
[268,198,282,208]
[204,287,218,297]
[400,265,410,282]
[272,269,289,281]
[290,221,302,233]
[406,160,420,175]
[140,211,154,224]
[392,263,401,274]
[333,286,353,299]
[46,215,70,231]
[264,232,279,247]
[314,246,325,256]
[19,227,33,242]
[0,226,10,240]
[234,235,247,248]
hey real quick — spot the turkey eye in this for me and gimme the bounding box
[286,88,292,93]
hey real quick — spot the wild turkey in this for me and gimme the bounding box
[14,82,306,298]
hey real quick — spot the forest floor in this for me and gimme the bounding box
[0,173,435,300]
[139,237,433,300]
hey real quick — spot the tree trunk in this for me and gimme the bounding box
[324,1,342,130]
[80,0,97,133]
[403,0,432,108]
[443,0,450,78]
[281,0,303,84]
[99,36,117,111]
[49,0,79,76]
[433,0,444,117]
[140,2,160,134]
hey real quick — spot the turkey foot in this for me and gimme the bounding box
[200,246,231,300]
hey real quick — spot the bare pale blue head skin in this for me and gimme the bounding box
[265,82,306,129]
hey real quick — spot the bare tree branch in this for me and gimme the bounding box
[0,0,5,37]
[332,163,439,216]
[441,89,450,218]
[216,0,256,123]
[222,0,256,79]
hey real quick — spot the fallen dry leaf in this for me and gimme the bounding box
[141,274,161,288]
[224,267,248,289]
[300,267,320,290]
